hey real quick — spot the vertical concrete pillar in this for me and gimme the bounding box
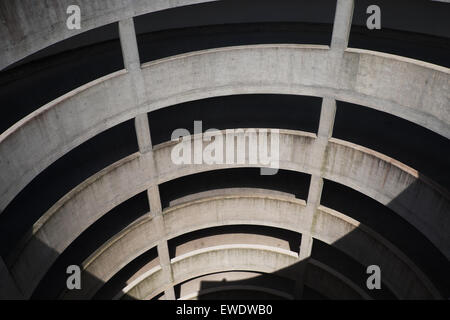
[146,170,176,300]
[331,0,355,51]
[296,98,336,298]
[296,2,353,298]
[118,18,140,71]
[119,18,175,300]
[119,18,153,153]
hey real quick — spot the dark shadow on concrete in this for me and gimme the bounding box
[31,191,150,299]
[350,0,450,67]
[192,245,393,300]
[334,101,450,190]
[0,23,123,134]
[1,171,448,300]
[176,271,295,300]
[321,179,450,298]
[1,0,449,302]
[0,119,139,259]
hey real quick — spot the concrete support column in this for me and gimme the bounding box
[118,18,140,71]
[156,237,176,300]
[296,98,336,298]
[0,256,23,299]
[118,18,152,153]
[151,199,176,300]
[119,18,175,300]
[296,4,352,298]
[330,0,354,51]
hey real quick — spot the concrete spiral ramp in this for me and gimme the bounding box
[0,0,448,300]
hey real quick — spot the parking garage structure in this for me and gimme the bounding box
[0,0,449,300]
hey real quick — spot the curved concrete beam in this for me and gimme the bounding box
[8,130,447,298]
[176,271,295,300]
[114,245,366,300]
[58,193,437,299]
[304,259,367,300]
[0,0,218,70]
[181,285,293,300]
[1,45,449,213]
[324,138,450,259]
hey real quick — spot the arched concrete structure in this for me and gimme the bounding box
[181,286,293,300]
[8,130,447,298]
[304,259,368,300]
[0,0,218,70]
[55,192,438,299]
[1,0,448,300]
[176,271,296,300]
[1,45,449,214]
[106,245,367,300]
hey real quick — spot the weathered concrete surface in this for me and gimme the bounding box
[0,0,218,69]
[1,45,449,214]
[60,194,306,299]
[324,139,450,261]
[7,152,153,298]
[8,130,447,298]
[330,0,353,51]
[58,193,437,299]
[116,245,365,300]
[314,206,440,299]
[169,187,295,207]
[176,271,294,300]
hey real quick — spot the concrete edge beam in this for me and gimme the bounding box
[1,45,449,213]
[8,130,447,298]
[58,194,438,299]
[0,0,219,70]
[118,244,365,300]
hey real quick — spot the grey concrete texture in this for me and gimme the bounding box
[0,45,448,216]
[58,191,437,299]
[1,0,448,300]
[7,129,447,298]
[0,0,218,70]
[110,245,365,300]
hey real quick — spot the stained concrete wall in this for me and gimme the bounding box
[176,271,294,300]
[7,129,447,298]
[115,245,364,300]
[1,0,448,301]
[0,0,218,69]
[1,45,448,215]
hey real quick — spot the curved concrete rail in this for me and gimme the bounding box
[181,285,293,300]
[0,0,217,70]
[113,245,366,300]
[179,259,369,300]
[59,194,305,299]
[176,271,295,300]
[1,45,449,214]
[59,193,437,299]
[8,130,447,298]
[304,259,368,300]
